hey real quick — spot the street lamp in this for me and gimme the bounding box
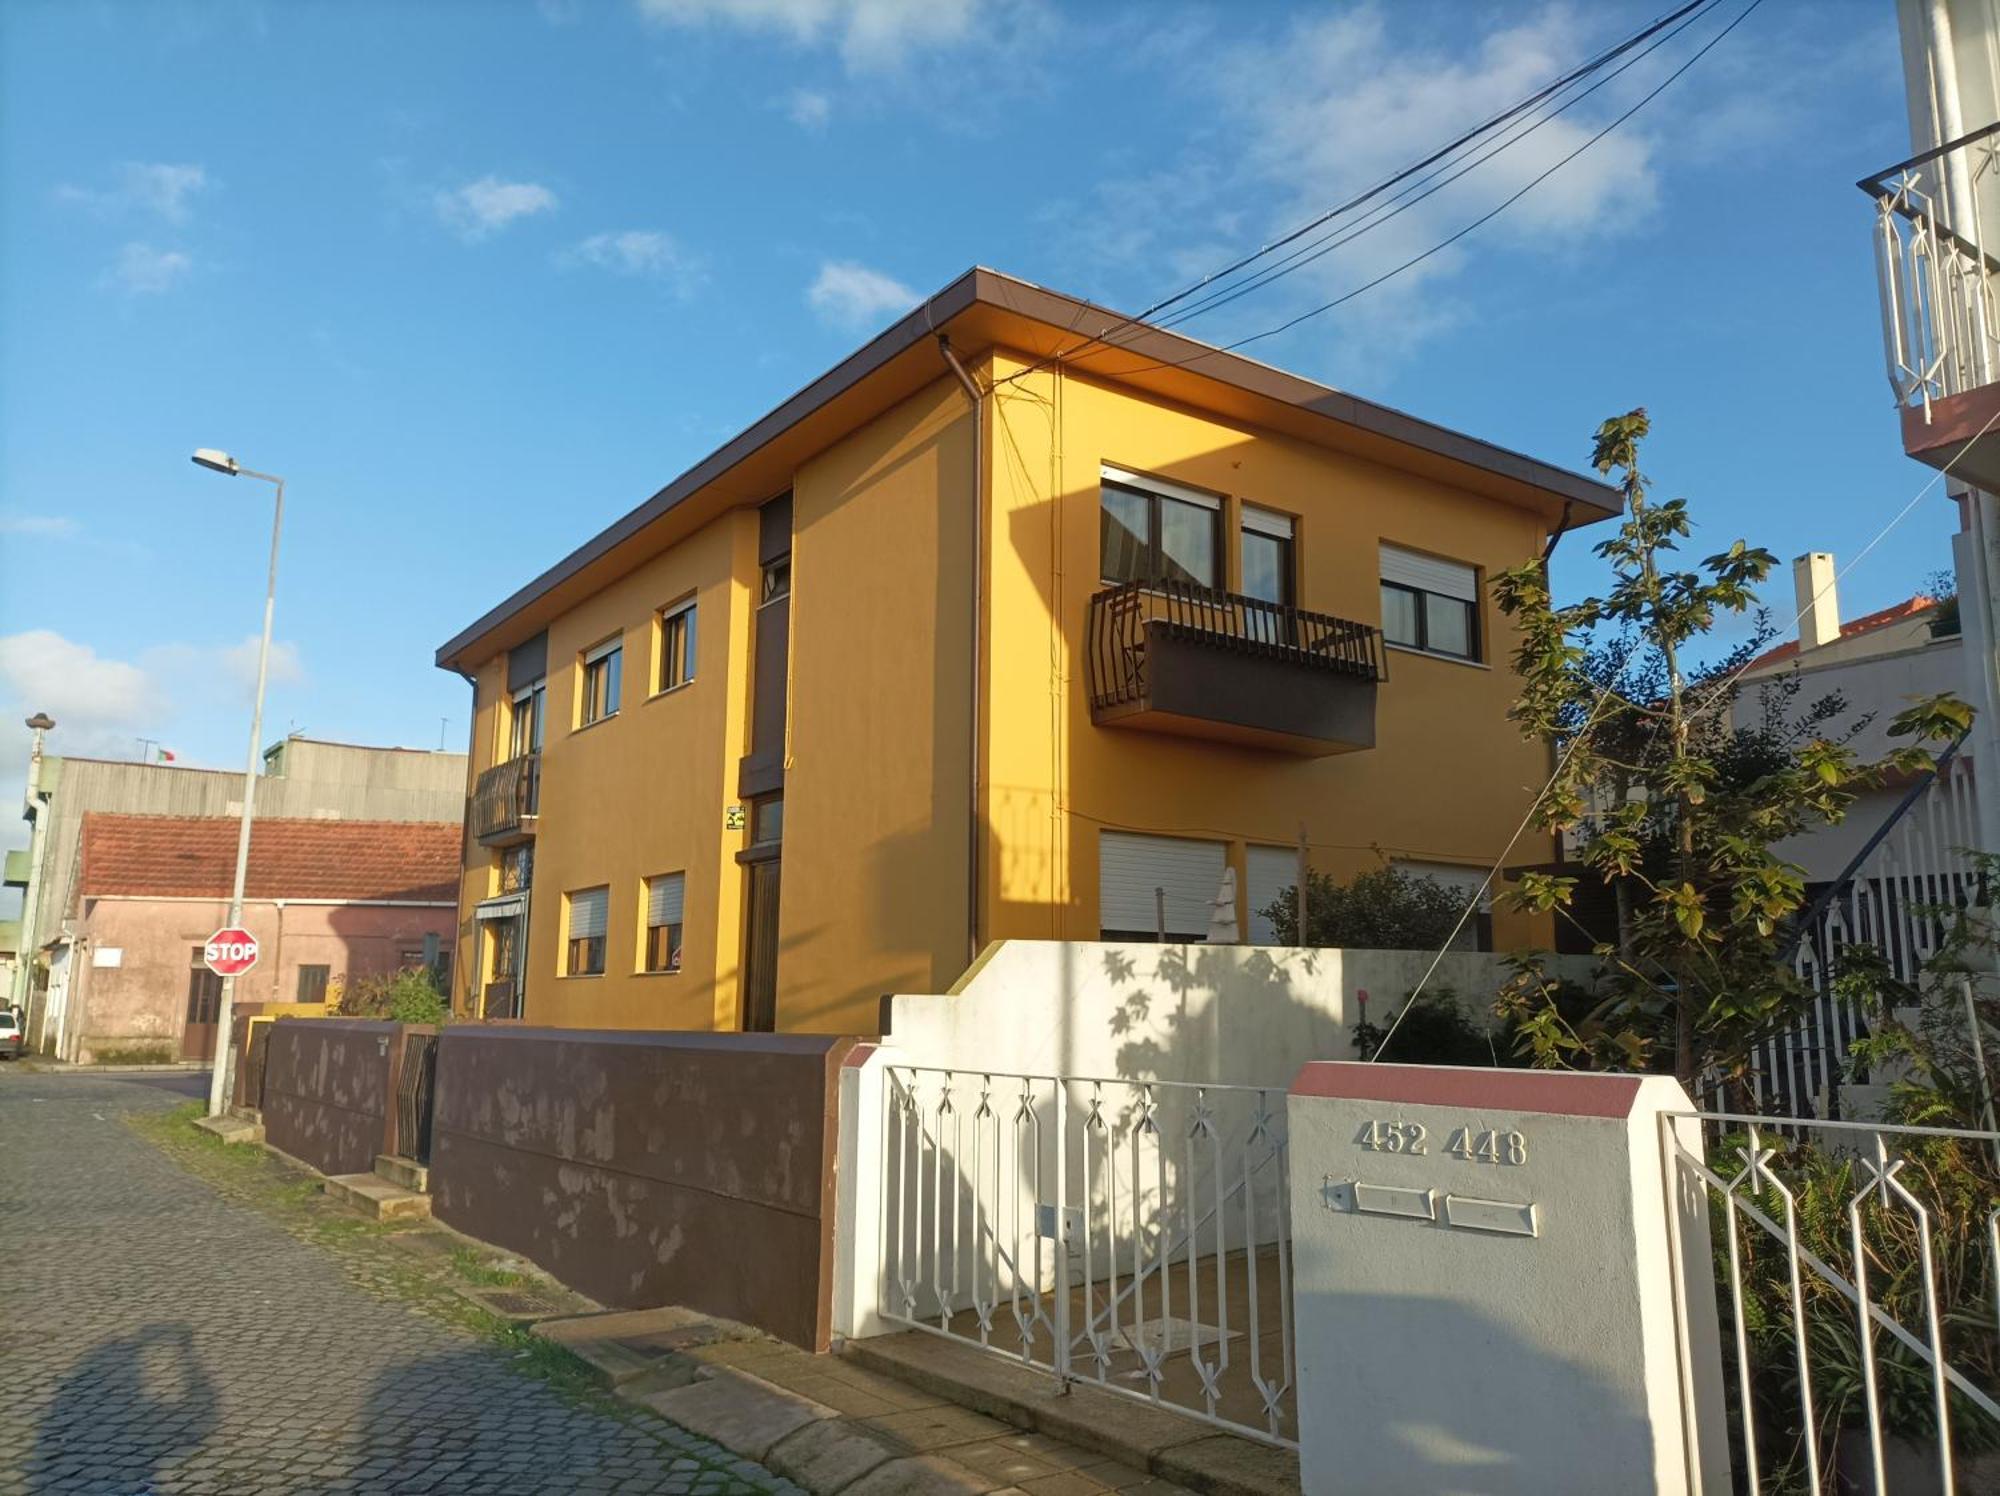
[191,448,285,1117]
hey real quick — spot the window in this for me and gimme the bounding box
[657,602,697,693]
[644,872,685,973]
[499,843,533,893]
[509,679,546,758]
[297,965,330,1003]
[762,557,791,604]
[566,886,608,976]
[1097,831,1227,942]
[488,918,521,982]
[1240,507,1296,608]
[185,946,222,1024]
[1380,544,1479,661]
[1245,845,1301,946]
[1099,465,1221,590]
[750,794,784,846]
[579,638,622,726]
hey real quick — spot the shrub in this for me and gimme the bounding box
[334,967,448,1026]
[1261,866,1469,950]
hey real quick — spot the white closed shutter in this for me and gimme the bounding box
[568,887,608,940]
[1245,845,1299,945]
[647,873,685,927]
[1380,544,1477,601]
[1099,831,1227,939]
[1390,860,1488,950]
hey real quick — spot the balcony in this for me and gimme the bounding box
[1086,580,1384,756]
[472,752,540,845]
[1862,121,2000,489]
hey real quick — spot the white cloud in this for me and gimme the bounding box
[1058,6,1681,379]
[435,176,559,241]
[217,636,306,695]
[58,162,209,222]
[637,0,992,70]
[806,259,918,332]
[787,89,832,130]
[102,243,193,295]
[559,230,703,290]
[0,515,77,539]
[0,631,169,754]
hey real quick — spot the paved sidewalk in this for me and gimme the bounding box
[0,1071,797,1495]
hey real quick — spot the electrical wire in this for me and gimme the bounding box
[996,0,1721,389]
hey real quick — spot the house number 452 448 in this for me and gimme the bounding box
[1355,1120,1527,1165]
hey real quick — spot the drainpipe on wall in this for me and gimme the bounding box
[938,336,985,967]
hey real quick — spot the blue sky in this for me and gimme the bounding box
[0,0,1941,851]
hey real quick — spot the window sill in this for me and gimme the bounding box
[571,711,620,735]
[635,967,683,977]
[558,971,605,980]
[1386,642,1490,671]
[647,681,695,704]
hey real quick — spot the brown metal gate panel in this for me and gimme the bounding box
[743,859,780,1032]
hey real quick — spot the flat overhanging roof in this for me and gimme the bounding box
[435,266,1621,673]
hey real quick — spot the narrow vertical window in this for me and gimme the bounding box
[644,873,685,973]
[566,886,608,976]
[580,638,622,725]
[658,602,697,693]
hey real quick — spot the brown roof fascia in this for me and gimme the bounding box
[434,266,1620,673]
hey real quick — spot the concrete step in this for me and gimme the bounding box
[324,1172,431,1222]
[192,1112,264,1146]
[373,1153,429,1193]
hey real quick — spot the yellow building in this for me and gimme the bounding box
[435,269,1620,1036]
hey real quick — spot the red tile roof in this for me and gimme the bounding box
[78,814,461,903]
[1743,595,1937,673]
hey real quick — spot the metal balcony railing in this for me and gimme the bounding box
[471,751,539,842]
[1861,120,2000,417]
[1087,579,1384,712]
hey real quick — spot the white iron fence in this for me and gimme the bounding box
[878,1063,1297,1447]
[1664,1111,2000,1493]
[1864,123,2000,416]
[1744,754,1982,1119]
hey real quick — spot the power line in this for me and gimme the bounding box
[995,0,1721,389]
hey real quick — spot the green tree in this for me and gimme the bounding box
[1262,865,1469,950]
[1491,409,1970,1088]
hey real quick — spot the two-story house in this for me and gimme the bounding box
[435,268,1620,1035]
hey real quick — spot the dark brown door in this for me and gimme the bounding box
[182,946,222,1061]
[742,857,781,1032]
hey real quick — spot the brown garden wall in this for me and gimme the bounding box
[429,1027,854,1351]
[262,1018,398,1177]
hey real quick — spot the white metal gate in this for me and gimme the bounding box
[879,1064,1297,1447]
[1662,1109,2000,1493]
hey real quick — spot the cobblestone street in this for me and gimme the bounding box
[0,1070,796,1496]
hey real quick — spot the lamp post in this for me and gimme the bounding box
[192,448,284,1117]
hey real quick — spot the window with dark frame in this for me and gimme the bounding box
[761,557,791,604]
[1379,545,1479,662]
[1239,506,1296,608]
[1098,469,1220,590]
[566,886,608,976]
[579,639,622,726]
[658,602,697,693]
[644,872,685,973]
[297,964,330,1003]
[509,679,546,758]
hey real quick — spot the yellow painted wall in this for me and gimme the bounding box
[775,375,975,1032]
[982,353,1559,949]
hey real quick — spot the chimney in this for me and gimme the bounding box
[1795,552,1840,650]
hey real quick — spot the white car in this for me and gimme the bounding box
[0,1010,23,1060]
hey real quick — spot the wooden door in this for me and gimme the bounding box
[742,857,781,1032]
[181,946,222,1061]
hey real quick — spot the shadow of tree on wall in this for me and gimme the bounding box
[1102,942,1332,1088]
[30,1322,217,1494]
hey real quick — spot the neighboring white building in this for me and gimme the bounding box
[1734,552,1972,883]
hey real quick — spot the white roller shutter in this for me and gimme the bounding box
[1380,544,1477,601]
[647,873,685,927]
[1099,831,1226,939]
[1245,845,1300,945]
[1390,860,1488,951]
[568,887,608,940]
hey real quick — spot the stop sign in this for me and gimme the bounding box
[203,927,260,977]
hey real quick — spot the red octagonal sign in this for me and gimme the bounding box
[203,926,260,977]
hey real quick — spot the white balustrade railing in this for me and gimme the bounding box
[1864,124,2000,417]
[1663,1111,2000,1494]
[878,1063,1297,1447]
